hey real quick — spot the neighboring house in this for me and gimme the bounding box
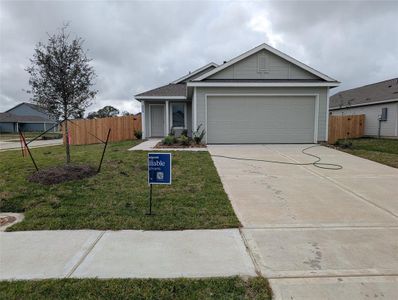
[0,102,57,133]
[135,43,339,143]
[330,78,398,138]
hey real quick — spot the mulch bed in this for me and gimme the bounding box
[28,164,97,185]
[155,142,207,149]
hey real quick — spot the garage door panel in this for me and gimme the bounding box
[207,96,315,143]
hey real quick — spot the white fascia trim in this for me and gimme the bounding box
[171,62,218,84]
[194,43,338,82]
[325,88,330,142]
[329,98,398,110]
[193,87,197,131]
[135,96,186,100]
[187,82,339,87]
[141,101,146,139]
[204,93,320,144]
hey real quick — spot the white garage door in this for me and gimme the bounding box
[207,95,316,143]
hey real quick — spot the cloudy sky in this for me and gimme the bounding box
[1,0,397,115]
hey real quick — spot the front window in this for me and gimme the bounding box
[171,103,185,128]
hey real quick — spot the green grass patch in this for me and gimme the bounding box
[0,140,239,231]
[0,277,271,300]
[336,138,398,168]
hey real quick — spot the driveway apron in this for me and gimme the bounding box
[209,144,398,300]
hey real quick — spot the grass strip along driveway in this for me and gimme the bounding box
[336,138,398,168]
[0,140,239,231]
[0,277,271,300]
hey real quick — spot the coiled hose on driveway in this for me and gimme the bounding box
[211,145,343,170]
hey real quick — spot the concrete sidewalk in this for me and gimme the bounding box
[0,229,256,280]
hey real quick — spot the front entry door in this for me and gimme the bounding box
[150,105,165,137]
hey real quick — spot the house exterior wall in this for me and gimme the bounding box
[19,123,46,132]
[144,101,192,138]
[208,50,319,80]
[0,122,15,133]
[330,102,398,137]
[195,86,329,142]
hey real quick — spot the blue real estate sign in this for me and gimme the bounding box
[148,153,172,185]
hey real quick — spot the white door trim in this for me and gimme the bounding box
[204,93,320,144]
[148,103,166,137]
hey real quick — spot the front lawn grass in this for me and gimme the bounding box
[336,138,398,168]
[0,277,271,300]
[0,140,239,231]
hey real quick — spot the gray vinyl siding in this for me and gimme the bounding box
[330,102,398,137]
[0,122,15,133]
[209,49,318,80]
[19,123,45,132]
[144,101,192,137]
[195,87,329,143]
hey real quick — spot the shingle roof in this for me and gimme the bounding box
[135,83,186,98]
[330,78,398,109]
[0,112,54,123]
[5,102,49,114]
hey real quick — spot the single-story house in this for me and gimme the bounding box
[0,102,57,133]
[330,78,398,138]
[135,43,340,144]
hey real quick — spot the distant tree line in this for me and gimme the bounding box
[86,106,132,119]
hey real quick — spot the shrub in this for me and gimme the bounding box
[193,124,206,144]
[163,135,175,145]
[134,129,142,139]
[181,129,188,137]
[179,135,189,146]
[169,128,175,136]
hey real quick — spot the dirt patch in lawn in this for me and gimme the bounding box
[28,165,97,185]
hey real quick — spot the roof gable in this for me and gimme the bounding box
[171,63,218,84]
[194,43,337,82]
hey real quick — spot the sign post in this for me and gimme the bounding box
[147,153,172,215]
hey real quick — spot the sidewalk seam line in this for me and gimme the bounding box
[65,230,106,278]
[239,228,263,277]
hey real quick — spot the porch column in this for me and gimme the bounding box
[165,100,169,135]
[141,101,146,139]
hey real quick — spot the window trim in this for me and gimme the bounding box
[170,102,187,129]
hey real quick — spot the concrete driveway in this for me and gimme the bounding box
[209,144,398,300]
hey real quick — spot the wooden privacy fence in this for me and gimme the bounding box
[328,114,365,144]
[62,115,141,145]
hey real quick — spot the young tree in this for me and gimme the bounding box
[26,24,97,163]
